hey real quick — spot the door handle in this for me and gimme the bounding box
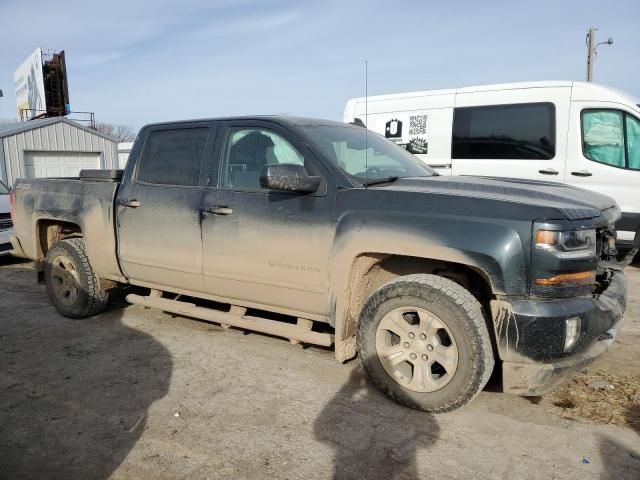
[571,170,593,177]
[538,168,559,175]
[119,199,141,208]
[203,206,234,216]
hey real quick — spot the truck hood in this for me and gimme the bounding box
[372,175,618,222]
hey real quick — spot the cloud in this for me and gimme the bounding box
[73,51,126,68]
[0,0,638,127]
[198,9,302,37]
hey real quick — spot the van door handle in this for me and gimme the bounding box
[571,170,593,177]
[538,168,559,175]
[119,199,141,208]
[203,206,234,216]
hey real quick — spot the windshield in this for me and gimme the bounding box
[301,125,436,183]
[0,181,8,195]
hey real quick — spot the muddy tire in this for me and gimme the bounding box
[44,238,110,319]
[357,274,494,413]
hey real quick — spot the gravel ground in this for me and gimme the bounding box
[0,257,638,480]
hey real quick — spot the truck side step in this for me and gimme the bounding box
[126,293,334,347]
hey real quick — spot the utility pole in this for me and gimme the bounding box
[586,27,614,82]
[586,28,596,82]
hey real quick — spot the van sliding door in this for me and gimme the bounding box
[451,91,569,181]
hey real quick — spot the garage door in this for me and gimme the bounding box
[23,151,102,178]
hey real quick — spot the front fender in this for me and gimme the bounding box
[329,209,531,361]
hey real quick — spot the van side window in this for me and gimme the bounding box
[452,103,555,160]
[582,110,640,171]
[137,128,209,186]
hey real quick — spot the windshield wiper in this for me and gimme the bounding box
[362,176,400,186]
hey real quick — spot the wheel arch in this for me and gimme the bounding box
[35,219,83,269]
[333,252,495,363]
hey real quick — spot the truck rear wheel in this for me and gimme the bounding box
[44,238,110,318]
[357,274,494,412]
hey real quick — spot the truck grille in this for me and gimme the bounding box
[0,213,13,231]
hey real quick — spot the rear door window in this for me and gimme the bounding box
[452,103,556,160]
[137,128,209,186]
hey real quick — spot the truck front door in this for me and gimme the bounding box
[117,124,214,292]
[200,121,335,318]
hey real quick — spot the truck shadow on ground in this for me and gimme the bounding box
[599,404,640,480]
[314,366,439,480]
[0,285,172,480]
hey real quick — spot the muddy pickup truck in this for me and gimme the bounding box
[10,116,629,412]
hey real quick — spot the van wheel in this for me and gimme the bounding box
[44,238,110,318]
[356,274,494,413]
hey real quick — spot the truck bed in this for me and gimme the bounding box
[11,173,125,282]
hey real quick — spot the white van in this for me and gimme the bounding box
[344,81,640,246]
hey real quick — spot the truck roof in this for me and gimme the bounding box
[140,115,349,130]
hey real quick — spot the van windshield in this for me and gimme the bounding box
[0,181,8,195]
[301,125,435,183]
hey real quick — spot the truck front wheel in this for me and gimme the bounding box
[44,238,110,318]
[357,274,494,412]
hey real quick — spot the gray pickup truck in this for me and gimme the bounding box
[10,116,629,412]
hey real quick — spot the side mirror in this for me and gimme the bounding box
[260,164,321,194]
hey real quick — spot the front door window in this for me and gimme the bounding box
[220,128,305,190]
[626,114,640,170]
[582,109,640,170]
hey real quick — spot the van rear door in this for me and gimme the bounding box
[451,88,569,181]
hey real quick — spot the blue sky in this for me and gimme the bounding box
[0,0,638,129]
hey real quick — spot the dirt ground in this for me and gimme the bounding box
[1,257,639,480]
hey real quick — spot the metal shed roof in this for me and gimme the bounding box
[0,117,116,142]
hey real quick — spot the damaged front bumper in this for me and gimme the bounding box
[492,269,627,396]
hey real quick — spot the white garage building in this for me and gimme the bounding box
[0,117,118,186]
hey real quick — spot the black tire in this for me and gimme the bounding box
[44,238,110,318]
[357,274,494,413]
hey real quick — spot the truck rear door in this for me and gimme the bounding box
[117,123,215,292]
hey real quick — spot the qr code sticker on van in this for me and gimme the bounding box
[409,115,427,135]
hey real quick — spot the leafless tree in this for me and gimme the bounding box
[94,122,137,142]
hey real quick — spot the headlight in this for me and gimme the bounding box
[535,229,596,259]
[531,226,598,298]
